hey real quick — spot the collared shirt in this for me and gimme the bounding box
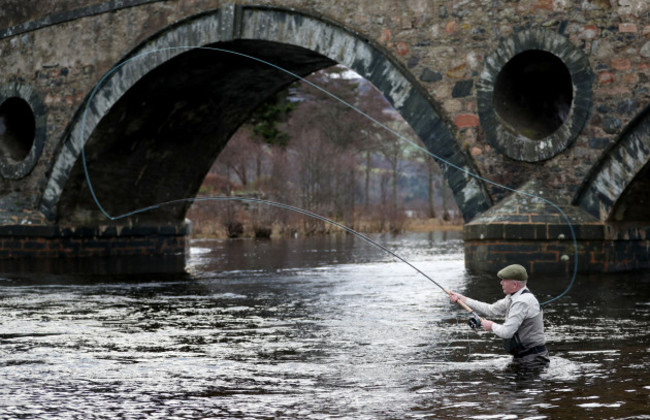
[464,288,545,347]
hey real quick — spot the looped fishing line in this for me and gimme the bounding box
[79,45,577,307]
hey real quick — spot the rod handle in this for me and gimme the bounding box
[445,289,476,314]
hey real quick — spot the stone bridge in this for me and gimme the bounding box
[0,0,648,274]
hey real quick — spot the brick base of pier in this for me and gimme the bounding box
[0,222,190,274]
[464,194,650,274]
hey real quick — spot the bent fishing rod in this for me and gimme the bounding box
[83,188,485,326]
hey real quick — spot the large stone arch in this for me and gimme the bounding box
[39,4,491,225]
[574,105,650,222]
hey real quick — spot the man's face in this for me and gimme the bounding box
[500,278,520,295]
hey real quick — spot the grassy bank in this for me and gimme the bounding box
[187,205,462,239]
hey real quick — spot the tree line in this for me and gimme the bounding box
[187,65,460,238]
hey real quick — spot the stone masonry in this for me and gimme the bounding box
[0,0,648,274]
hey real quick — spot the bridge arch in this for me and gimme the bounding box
[39,4,491,225]
[574,105,650,222]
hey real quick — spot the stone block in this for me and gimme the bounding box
[454,113,479,128]
[23,240,47,250]
[419,68,442,82]
[452,80,473,98]
[502,224,537,240]
[530,214,559,223]
[488,243,540,253]
[611,57,632,71]
[531,260,571,274]
[619,23,637,33]
[485,224,504,239]
[589,137,609,149]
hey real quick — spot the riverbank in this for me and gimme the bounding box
[188,215,463,239]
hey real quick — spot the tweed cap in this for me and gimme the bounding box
[497,264,528,281]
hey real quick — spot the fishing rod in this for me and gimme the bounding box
[78,45,577,318]
[87,187,485,324]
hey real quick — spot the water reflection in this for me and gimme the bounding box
[0,232,649,419]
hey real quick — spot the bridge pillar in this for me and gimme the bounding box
[0,217,190,274]
[463,181,650,274]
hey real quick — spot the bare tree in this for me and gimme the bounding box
[376,121,409,212]
[216,128,262,188]
[285,65,370,226]
[189,63,464,237]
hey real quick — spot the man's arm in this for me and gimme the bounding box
[464,296,509,318]
[449,292,509,317]
[486,300,527,339]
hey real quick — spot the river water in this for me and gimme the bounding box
[0,232,649,419]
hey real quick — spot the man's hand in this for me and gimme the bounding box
[448,291,466,304]
[481,319,493,331]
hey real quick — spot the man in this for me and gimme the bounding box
[449,264,550,370]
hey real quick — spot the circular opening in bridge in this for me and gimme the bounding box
[492,50,573,140]
[0,97,36,162]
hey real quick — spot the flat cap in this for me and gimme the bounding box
[497,264,528,281]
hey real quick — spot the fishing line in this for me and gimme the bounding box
[112,195,451,293]
[79,45,577,306]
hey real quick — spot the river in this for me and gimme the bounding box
[0,232,648,419]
